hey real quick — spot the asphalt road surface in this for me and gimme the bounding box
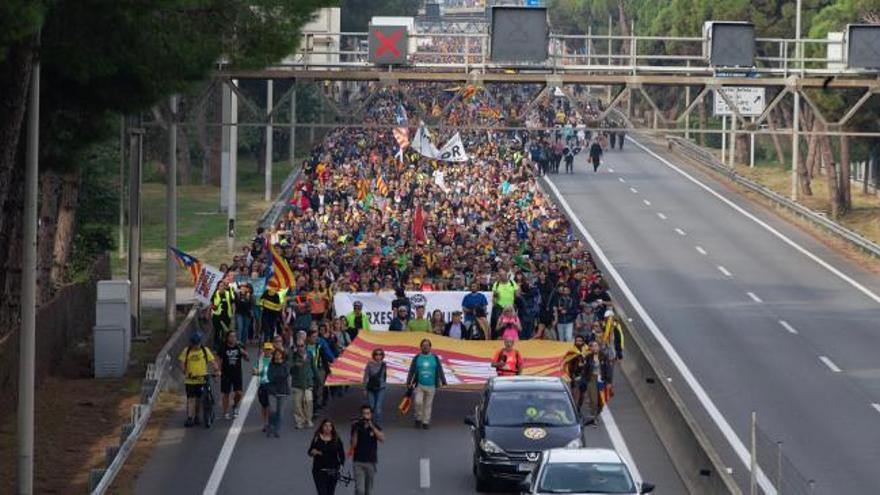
[543,137,880,494]
[135,343,685,494]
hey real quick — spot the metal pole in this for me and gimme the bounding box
[795,0,803,74]
[792,88,800,200]
[722,115,727,160]
[118,116,126,260]
[18,33,40,495]
[227,79,238,252]
[749,411,757,495]
[220,82,231,212]
[685,85,691,140]
[128,114,143,338]
[729,113,737,167]
[264,80,273,202]
[606,16,613,103]
[750,116,756,168]
[165,95,178,333]
[289,82,297,168]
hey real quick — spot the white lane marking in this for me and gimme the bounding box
[609,168,616,173]
[544,175,778,495]
[619,177,626,183]
[657,212,667,220]
[819,356,842,373]
[871,403,880,414]
[630,187,639,194]
[717,266,732,277]
[675,228,687,236]
[778,320,799,335]
[628,136,880,306]
[203,376,258,495]
[643,199,652,206]
[419,458,431,488]
[695,246,708,255]
[603,407,642,485]
[747,292,763,303]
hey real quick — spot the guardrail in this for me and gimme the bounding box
[667,136,880,260]
[89,166,302,493]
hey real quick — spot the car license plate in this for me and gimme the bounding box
[518,463,535,472]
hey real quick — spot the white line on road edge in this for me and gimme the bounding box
[628,136,880,307]
[544,176,778,495]
[419,458,431,488]
[819,356,842,373]
[602,407,642,485]
[608,168,615,173]
[747,292,763,303]
[643,199,652,206]
[203,376,258,495]
[619,177,626,183]
[630,187,639,194]
[695,246,708,255]
[778,320,799,335]
[871,403,880,414]
[717,266,732,277]
[675,228,687,236]
[657,212,667,220]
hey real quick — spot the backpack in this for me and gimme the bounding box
[184,346,209,377]
[366,363,386,392]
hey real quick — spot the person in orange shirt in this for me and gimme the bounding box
[307,286,327,322]
[491,338,522,377]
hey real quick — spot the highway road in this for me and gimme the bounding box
[544,138,880,494]
[135,349,685,494]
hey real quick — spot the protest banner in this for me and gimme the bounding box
[326,331,573,387]
[193,264,225,306]
[333,291,492,330]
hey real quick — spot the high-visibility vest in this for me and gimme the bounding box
[212,289,233,317]
[261,292,282,313]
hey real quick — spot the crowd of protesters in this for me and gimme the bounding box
[177,78,630,494]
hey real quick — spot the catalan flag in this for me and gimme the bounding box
[265,242,296,290]
[376,174,389,196]
[168,246,202,284]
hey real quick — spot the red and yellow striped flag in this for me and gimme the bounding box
[266,243,296,290]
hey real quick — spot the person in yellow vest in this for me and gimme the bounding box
[600,309,624,400]
[260,286,283,342]
[211,281,235,349]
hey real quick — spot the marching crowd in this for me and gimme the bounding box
[178,81,627,494]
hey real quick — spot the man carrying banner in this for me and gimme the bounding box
[492,338,523,377]
[406,339,447,430]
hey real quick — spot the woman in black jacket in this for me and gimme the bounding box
[266,349,290,438]
[308,419,346,495]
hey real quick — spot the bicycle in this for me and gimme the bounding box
[201,373,217,428]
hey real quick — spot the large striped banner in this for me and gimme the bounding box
[326,331,573,388]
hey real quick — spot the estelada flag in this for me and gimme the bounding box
[168,246,202,284]
[398,388,413,415]
[265,242,295,290]
[376,175,389,196]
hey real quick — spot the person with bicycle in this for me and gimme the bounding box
[219,330,249,420]
[350,404,385,495]
[178,331,219,428]
[308,419,346,495]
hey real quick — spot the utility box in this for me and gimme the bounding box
[94,325,127,378]
[845,24,880,70]
[95,280,131,377]
[703,21,755,68]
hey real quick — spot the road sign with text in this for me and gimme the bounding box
[713,87,765,116]
[369,25,409,66]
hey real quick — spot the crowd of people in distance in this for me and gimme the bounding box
[178,76,628,495]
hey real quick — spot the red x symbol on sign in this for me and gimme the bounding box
[375,30,403,58]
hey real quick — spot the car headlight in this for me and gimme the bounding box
[565,438,583,449]
[480,439,505,454]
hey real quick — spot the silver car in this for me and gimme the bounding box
[519,448,655,495]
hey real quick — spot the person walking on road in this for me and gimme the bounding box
[178,332,219,428]
[345,301,371,340]
[253,342,274,432]
[492,338,523,376]
[290,337,318,429]
[363,349,388,423]
[351,404,385,495]
[567,335,590,412]
[406,339,447,430]
[309,419,346,495]
[266,348,290,438]
[219,331,249,420]
[589,138,603,173]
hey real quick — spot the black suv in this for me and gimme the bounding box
[464,376,590,492]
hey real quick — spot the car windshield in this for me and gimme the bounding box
[484,390,576,427]
[538,462,636,493]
